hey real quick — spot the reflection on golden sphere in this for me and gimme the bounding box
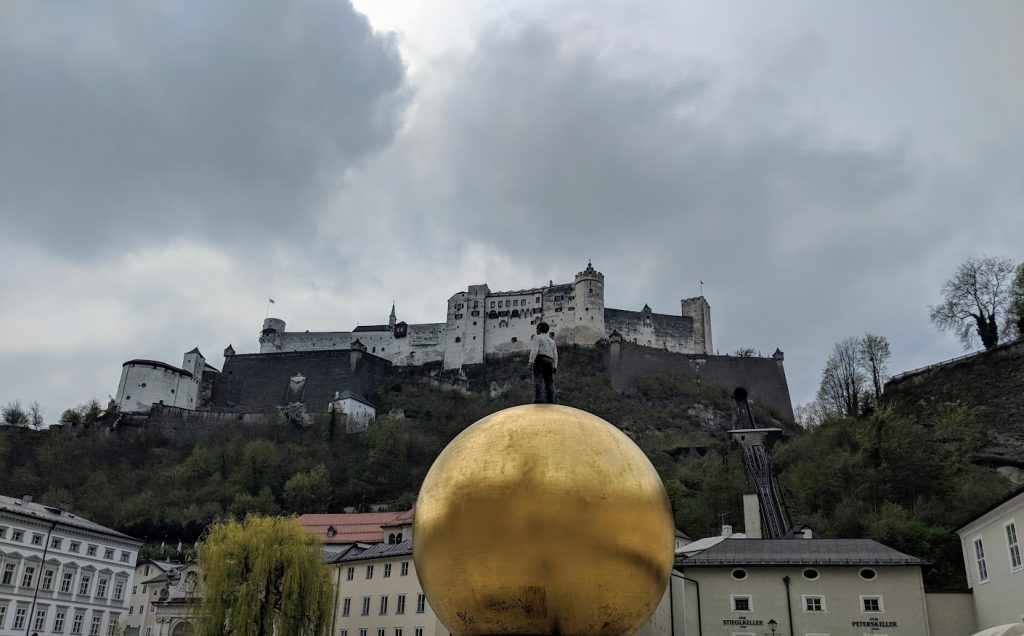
[413,404,674,636]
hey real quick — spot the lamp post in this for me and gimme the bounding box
[768,618,778,636]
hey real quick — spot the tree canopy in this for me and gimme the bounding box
[196,515,333,636]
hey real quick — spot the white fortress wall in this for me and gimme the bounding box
[116,362,198,413]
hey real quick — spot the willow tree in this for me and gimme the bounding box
[196,515,333,636]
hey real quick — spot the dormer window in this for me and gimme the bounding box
[327,526,337,538]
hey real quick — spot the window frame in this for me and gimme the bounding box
[860,595,884,613]
[802,595,826,612]
[1006,520,1022,572]
[730,595,752,612]
[973,536,989,583]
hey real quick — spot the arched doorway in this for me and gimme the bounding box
[170,621,195,636]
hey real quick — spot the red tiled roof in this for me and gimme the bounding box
[297,511,413,545]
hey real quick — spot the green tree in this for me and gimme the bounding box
[196,515,333,636]
[929,255,1016,349]
[857,333,891,405]
[2,401,29,427]
[816,338,865,417]
[283,464,331,513]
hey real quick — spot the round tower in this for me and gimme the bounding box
[259,317,286,353]
[573,261,606,343]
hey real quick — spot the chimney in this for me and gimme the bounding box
[721,524,732,537]
[22,494,33,503]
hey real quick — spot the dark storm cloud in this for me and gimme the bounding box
[0,0,406,253]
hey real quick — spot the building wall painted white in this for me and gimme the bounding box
[0,496,140,636]
[956,489,1024,629]
[115,350,206,413]
[254,263,712,370]
[332,553,449,636]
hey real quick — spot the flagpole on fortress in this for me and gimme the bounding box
[699,279,703,297]
[266,297,275,318]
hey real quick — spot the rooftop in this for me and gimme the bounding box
[297,510,414,545]
[329,539,413,564]
[681,538,926,567]
[0,495,141,543]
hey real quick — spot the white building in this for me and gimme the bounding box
[257,262,714,369]
[956,485,1024,630]
[0,495,142,636]
[330,391,377,433]
[123,560,183,636]
[115,349,210,413]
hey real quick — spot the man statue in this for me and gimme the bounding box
[528,322,558,403]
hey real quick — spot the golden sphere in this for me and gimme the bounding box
[413,404,674,636]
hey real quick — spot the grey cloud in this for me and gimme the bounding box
[0,0,406,254]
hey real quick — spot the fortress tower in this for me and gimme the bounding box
[680,297,712,354]
[259,317,286,353]
[567,261,606,345]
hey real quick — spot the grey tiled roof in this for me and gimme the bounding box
[681,539,926,567]
[331,540,413,564]
[0,495,141,543]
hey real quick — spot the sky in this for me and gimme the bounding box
[1,0,1022,423]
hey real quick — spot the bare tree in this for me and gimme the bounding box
[2,401,29,427]
[930,255,1017,350]
[28,401,45,430]
[857,333,891,403]
[733,347,756,357]
[816,337,866,417]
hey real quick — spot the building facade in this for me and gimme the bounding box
[123,560,186,636]
[955,485,1024,629]
[256,262,714,369]
[0,495,141,636]
[115,349,211,414]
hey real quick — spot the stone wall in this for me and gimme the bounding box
[608,340,795,422]
[605,308,696,353]
[207,349,391,412]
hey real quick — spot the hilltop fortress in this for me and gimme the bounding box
[114,262,794,422]
[257,262,712,368]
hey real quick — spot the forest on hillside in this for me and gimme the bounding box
[0,347,1012,588]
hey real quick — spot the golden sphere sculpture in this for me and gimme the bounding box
[413,404,674,636]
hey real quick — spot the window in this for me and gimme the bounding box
[113,580,125,601]
[513,300,519,306]
[341,631,348,636]
[2,563,16,585]
[32,533,44,545]
[120,551,130,563]
[342,598,351,617]
[43,568,55,590]
[803,568,820,580]
[379,595,388,615]
[97,577,109,598]
[104,548,114,560]
[415,629,424,636]
[361,596,371,616]
[0,526,5,539]
[858,568,876,581]
[71,611,85,634]
[12,530,24,542]
[0,604,6,628]
[974,537,989,582]
[34,607,48,630]
[347,567,355,581]
[861,596,884,613]
[377,629,385,636]
[384,563,392,577]
[366,565,374,579]
[61,572,74,593]
[90,613,102,635]
[69,541,80,553]
[52,537,64,549]
[13,607,27,630]
[87,545,97,557]
[731,569,747,580]
[395,629,403,636]
[731,595,751,612]
[54,608,66,632]
[803,596,826,612]
[397,594,406,614]
[359,630,367,636]
[106,615,120,636]
[400,561,409,576]
[21,565,36,588]
[1007,521,1022,570]
[416,593,425,613]
[79,574,92,595]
